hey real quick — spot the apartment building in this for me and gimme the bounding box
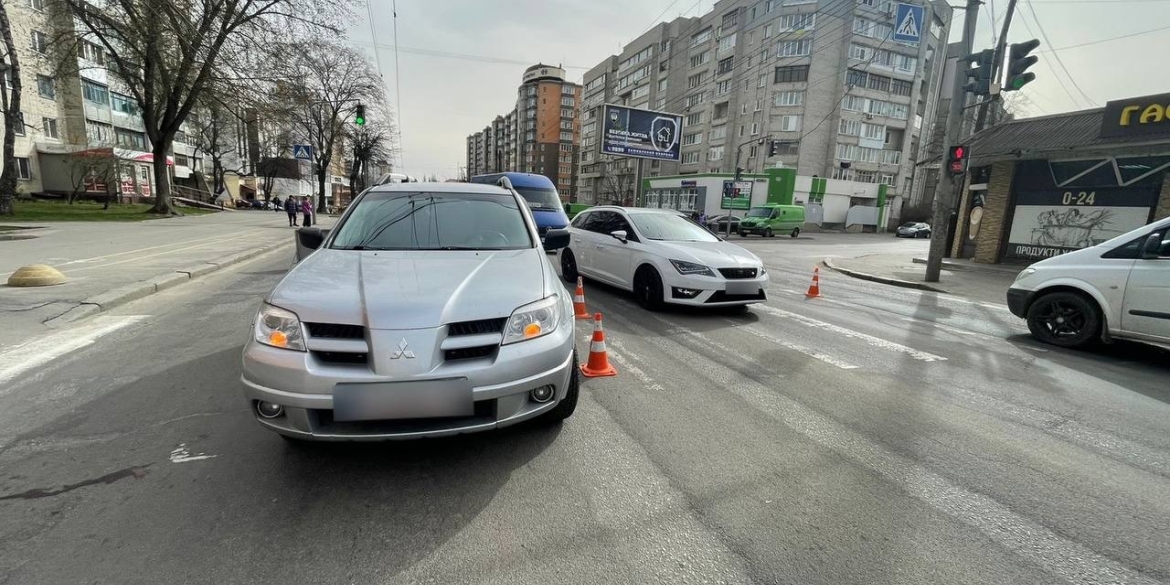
[2,1,202,199]
[578,0,952,205]
[464,64,581,201]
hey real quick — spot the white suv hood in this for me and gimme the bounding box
[651,239,762,268]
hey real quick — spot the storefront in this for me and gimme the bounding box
[36,144,173,201]
[956,94,1170,264]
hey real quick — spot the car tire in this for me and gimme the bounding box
[1025,291,1101,348]
[922,231,931,238]
[764,227,774,238]
[634,265,665,311]
[561,248,579,283]
[737,230,746,237]
[541,350,580,424]
[790,227,800,238]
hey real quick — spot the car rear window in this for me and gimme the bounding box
[330,191,533,250]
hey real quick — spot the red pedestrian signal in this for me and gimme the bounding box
[948,144,970,176]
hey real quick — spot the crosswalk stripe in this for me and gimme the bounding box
[733,322,860,370]
[755,304,947,362]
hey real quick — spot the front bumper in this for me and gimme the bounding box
[1006,287,1034,318]
[240,321,575,441]
[662,270,769,306]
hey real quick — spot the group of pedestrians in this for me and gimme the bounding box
[277,196,314,227]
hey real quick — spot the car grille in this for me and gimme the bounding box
[313,351,369,365]
[447,318,507,336]
[305,323,365,339]
[706,290,767,303]
[444,345,496,362]
[718,267,758,279]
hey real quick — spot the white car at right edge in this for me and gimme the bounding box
[1007,215,1170,349]
[559,206,769,310]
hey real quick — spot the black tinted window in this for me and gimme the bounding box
[331,191,532,250]
[571,211,591,228]
[1102,235,1146,259]
[581,211,608,233]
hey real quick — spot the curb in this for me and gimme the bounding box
[910,257,1022,276]
[822,257,949,293]
[45,240,290,327]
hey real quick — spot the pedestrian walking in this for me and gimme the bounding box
[285,197,298,227]
[301,197,313,228]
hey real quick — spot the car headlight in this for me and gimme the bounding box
[670,259,716,277]
[1014,267,1037,282]
[254,303,306,351]
[503,295,560,345]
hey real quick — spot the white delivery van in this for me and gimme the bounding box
[1007,216,1170,349]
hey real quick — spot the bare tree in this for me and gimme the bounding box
[59,0,346,215]
[187,93,240,199]
[0,1,22,216]
[276,40,383,213]
[600,163,635,206]
[346,120,392,196]
[66,148,120,207]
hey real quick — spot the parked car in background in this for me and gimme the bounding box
[896,222,931,238]
[737,205,805,238]
[705,214,741,234]
[560,206,768,310]
[1007,215,1170,350]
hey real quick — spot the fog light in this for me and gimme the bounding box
[672,286,702,299]
[530,385,555,403]
[256,401,284,419]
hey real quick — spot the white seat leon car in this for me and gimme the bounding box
[560,206,769,309]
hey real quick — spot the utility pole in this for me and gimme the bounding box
[974,0,1017,132]
[924,0,981,283]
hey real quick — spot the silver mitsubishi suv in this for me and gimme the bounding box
[241,181,579,442]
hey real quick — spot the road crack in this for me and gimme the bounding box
[0,464,150,501]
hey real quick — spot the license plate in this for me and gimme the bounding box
[333,379,472,421]
[725,281,759,295]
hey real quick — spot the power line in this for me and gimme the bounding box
[1015,8,1088,108]
[1036,22,1170,53]
[1022,0,1097,107]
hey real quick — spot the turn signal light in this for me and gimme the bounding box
[524,323,542,338]
[268,330,289,348]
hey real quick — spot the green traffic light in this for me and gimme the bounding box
[355,116,365,126]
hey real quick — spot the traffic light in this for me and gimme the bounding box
[768,140,782,157]
[1005,39,1040,92]
[962,49,997,97]
[947,144,970,175]
[354,104,366,126]
[734,166,744,182]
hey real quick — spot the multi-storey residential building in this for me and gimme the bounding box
[465,64,581,201]
[578,0,952,206]
[2,3,203,199]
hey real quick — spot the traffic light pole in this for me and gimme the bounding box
[924,0,981,283]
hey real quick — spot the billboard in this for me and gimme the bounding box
[721,180,752,210]
[600,104,682,162]
[1004,187,1156,260]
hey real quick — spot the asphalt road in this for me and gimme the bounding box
[2,235,1169,585]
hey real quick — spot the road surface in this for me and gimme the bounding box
[1,235,1168,585]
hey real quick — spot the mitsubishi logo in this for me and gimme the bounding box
[390,338,415,359]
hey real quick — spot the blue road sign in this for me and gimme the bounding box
[893,3,924,44]
[293,144,314,160]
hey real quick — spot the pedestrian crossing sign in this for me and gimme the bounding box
[293,144,314,160]
[893,3,924,44]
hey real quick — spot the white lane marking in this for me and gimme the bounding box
[735,322,860,370]
[169,443,217,463]
[63,232,264,273]
[755,304,947,362]
[0,316,145,390]
[605,339,664,391]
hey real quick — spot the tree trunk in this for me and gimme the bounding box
[0,2,22,216]
[317,166,327,213]
[149,139,175,214]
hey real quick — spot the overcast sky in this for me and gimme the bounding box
[348,0,1170,180]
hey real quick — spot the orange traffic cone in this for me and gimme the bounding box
[573,277,590,320]
[580,313,618,378]
[806,267,821,298]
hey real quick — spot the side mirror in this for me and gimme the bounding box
[610,230,628,243]
[295,227,325,262]
[543,228,570,251]
[1141,233,1163,260]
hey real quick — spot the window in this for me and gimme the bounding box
[710,125,727,140]
[741,103,748,114]
[561,96,575,106]
[36,75,54,100]
[559,143,573,152]
[175,154,192,168]
[174,130,187,143]
[778,13,816,31]
[659,78,668,92]
[849,44,872,61]
[686,112,703,125]
[754,99,762,111]
[31,30,48,54]
[861,122,885,140]
[842,94,866,111]
[855,170,878,183]
[585,75,606,93]
[880,173,896,186]
[846,69,868,87]
[109,93,136,116]
[14,157,30,179]
[739,125,745,137]
[889,103,909,120]
[868,74,891,92]
[776,39,811,57]
[883,150,902,164]
[82,80,109,104]
[885,128,903,145]
[560,131,574,141]
[718,33,737,53]
[619,46,654,72]
[715,80,732,95]
[561,108,574,118]
[751,122,760,135]
[685,92,705,107]
[778,115,801,132]
[771,141,799,155]
[42,117,58,139]
[836,143,858,160]
[682,151,701,164]
[561,119,574,130]
[774,65,809,83]
[859,0,875,5]
[708,146,725,161]
[81,41,105,65]
[683,132,703,145]
[832,167,854,180]
[632,85,649,99]
[688,72,708,89]
[722,8,740,28]
[764,23,774,38]
[717,57,734,75]
[693,28,714,47]
[759,48,768,64]
[749,144,759,158]
[30,0,44,10]
[774,90,804,106]
[891,79,913,97]
[895,54,917,74]
[714,102,729,119]
[689,51,711,68]
[839,119,861,135]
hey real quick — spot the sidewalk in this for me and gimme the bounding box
[0,210,330,349]
[825,253,1023,305]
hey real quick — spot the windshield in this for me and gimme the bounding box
[746,207,772,218]
[514,186,563,211]
[629,212,721,242]
[901,222,920,228]
[330,191,533,250]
